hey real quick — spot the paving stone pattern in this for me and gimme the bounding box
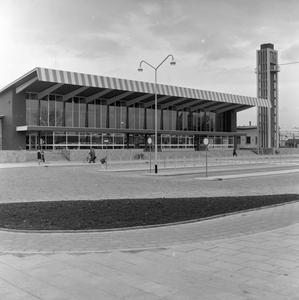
[0,163,299,203]
[0,163,299,299]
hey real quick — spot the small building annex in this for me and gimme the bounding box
[237,124,258,149]
[0,67,271,151]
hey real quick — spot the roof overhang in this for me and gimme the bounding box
[1,67,272,114]
[16,125,247,136]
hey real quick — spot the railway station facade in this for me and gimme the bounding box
[0,67,271,151]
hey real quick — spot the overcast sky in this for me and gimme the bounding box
[0,0,298,131]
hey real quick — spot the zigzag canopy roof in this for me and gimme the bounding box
[1,67,271,112]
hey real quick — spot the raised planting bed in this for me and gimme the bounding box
[0,194,298,230]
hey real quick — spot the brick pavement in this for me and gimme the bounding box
[0,162,299,203]
[0,163,299,299]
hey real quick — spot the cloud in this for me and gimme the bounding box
[281,43,299,63]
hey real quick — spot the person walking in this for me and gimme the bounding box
[89,147,96,163]
[37,150,42,165]
[233,148,237,157]
[41,150,45,163]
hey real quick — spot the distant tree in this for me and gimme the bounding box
[34,107,63,126]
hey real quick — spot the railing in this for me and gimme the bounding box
[96,152,299,171]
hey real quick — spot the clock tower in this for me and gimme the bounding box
[256,43,280,149]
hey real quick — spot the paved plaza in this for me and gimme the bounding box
[0,162,299,299]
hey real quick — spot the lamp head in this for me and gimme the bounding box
[138,67,143,72]
[170,59,176,66]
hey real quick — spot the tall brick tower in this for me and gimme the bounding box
[256,43,280,148]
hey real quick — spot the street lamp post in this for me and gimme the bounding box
[138,54,176,174]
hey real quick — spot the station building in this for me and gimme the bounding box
[0,67,271,151]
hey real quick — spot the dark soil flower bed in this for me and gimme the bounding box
[0,194,298,231]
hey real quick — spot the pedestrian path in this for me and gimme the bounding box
[1,202,299,299]
[195,168,299,180]
[1,162,299,299]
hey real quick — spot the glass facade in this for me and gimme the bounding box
[25,92,236,150]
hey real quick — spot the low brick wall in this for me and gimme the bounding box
[68,149,144,161]
[0,149,146,163]
[0,151,27,163]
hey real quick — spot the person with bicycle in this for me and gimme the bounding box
[89,147,96,163]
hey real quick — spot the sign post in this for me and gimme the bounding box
[104,139,108,170]
[148,137,152,173]
[203,138,209,178]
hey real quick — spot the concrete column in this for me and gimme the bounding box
[0,118,2,150]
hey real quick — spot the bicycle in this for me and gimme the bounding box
[83,154,98,163]
[100,157,107,164]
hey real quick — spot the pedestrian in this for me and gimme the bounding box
[233,148,237,157]
[37,150,42,165]
[89,147,96,163]
[41,150,45,163]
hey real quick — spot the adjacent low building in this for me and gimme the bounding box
[237,124,258,149]
[0,67,271,151]
[285,139,299,148]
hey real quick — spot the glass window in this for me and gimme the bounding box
[181,109,188,131]
[146,107,154,130]
[67,132,79,149]
[210,112,215,132]
[53,131,66,148]
[95,99,101,128]
[170,108,176,131]
[88,101,95,128]
[139,103,144,130]
[40,96,49,126]
[101,100,107,128]
[128,107,134,129]
[96,99,107,128]
[121,103,127,128]
[177,111,182,130]
[79,98,86,128]
[114,102,121,129]
[163,109,169,130]
[134,105,140,129]
[55,96,63,126]
[187,109,193,131]
[157,106,161,130]
[26,93,39,125]
[49,95,55,126]
[109,104,115,128]
[65,101,73,127]
[73,97,79,127]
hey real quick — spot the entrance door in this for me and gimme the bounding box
[28,134,38,150]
